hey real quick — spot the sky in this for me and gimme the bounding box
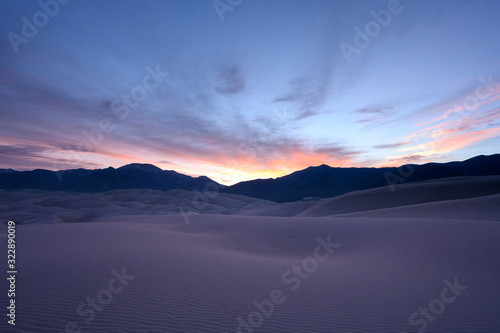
[1,0,499,185]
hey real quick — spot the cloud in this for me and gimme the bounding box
[381,76,500,131]
[417,84,500,128]
[215,65,245,96]
[353,103,395,126]
[156,160,178,166]
[385,106,500,165]
[272,60,334,121]
[211,140,362,184]
[313,145,362,159]
[373,141,411,149]
[387,154,427,165]
[373,74,500,166]
[0,144,102,170]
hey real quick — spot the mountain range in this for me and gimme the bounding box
[0,164,216,193]
[222,154,500,201]
[1,154,499,202]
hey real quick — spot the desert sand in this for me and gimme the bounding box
[1,176,499,332]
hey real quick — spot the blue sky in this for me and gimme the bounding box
[1,0,499,184]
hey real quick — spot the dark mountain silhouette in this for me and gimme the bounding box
[221,154,500,202]
[0,155,498,201]
[0,163,220,192]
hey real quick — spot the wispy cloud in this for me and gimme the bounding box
[385,106,500,164]
[373,141,411,149]
[352,103,396,128]
[0,144,101,170]
[215,65,245,96]
[273,60,334,120]
[387,154,428,165]
[416,84,500,128]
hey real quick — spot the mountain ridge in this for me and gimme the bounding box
[220,154,500,201]
[0,154,499,202]
[0,164,221,193]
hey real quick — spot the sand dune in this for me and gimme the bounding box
[298,175,500,218]
[0,189,275,224]
[1,176,500,332]
[2,214,500,332]
[2,176,498,224]
[235,201,320,217]
[333,193,500,220]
